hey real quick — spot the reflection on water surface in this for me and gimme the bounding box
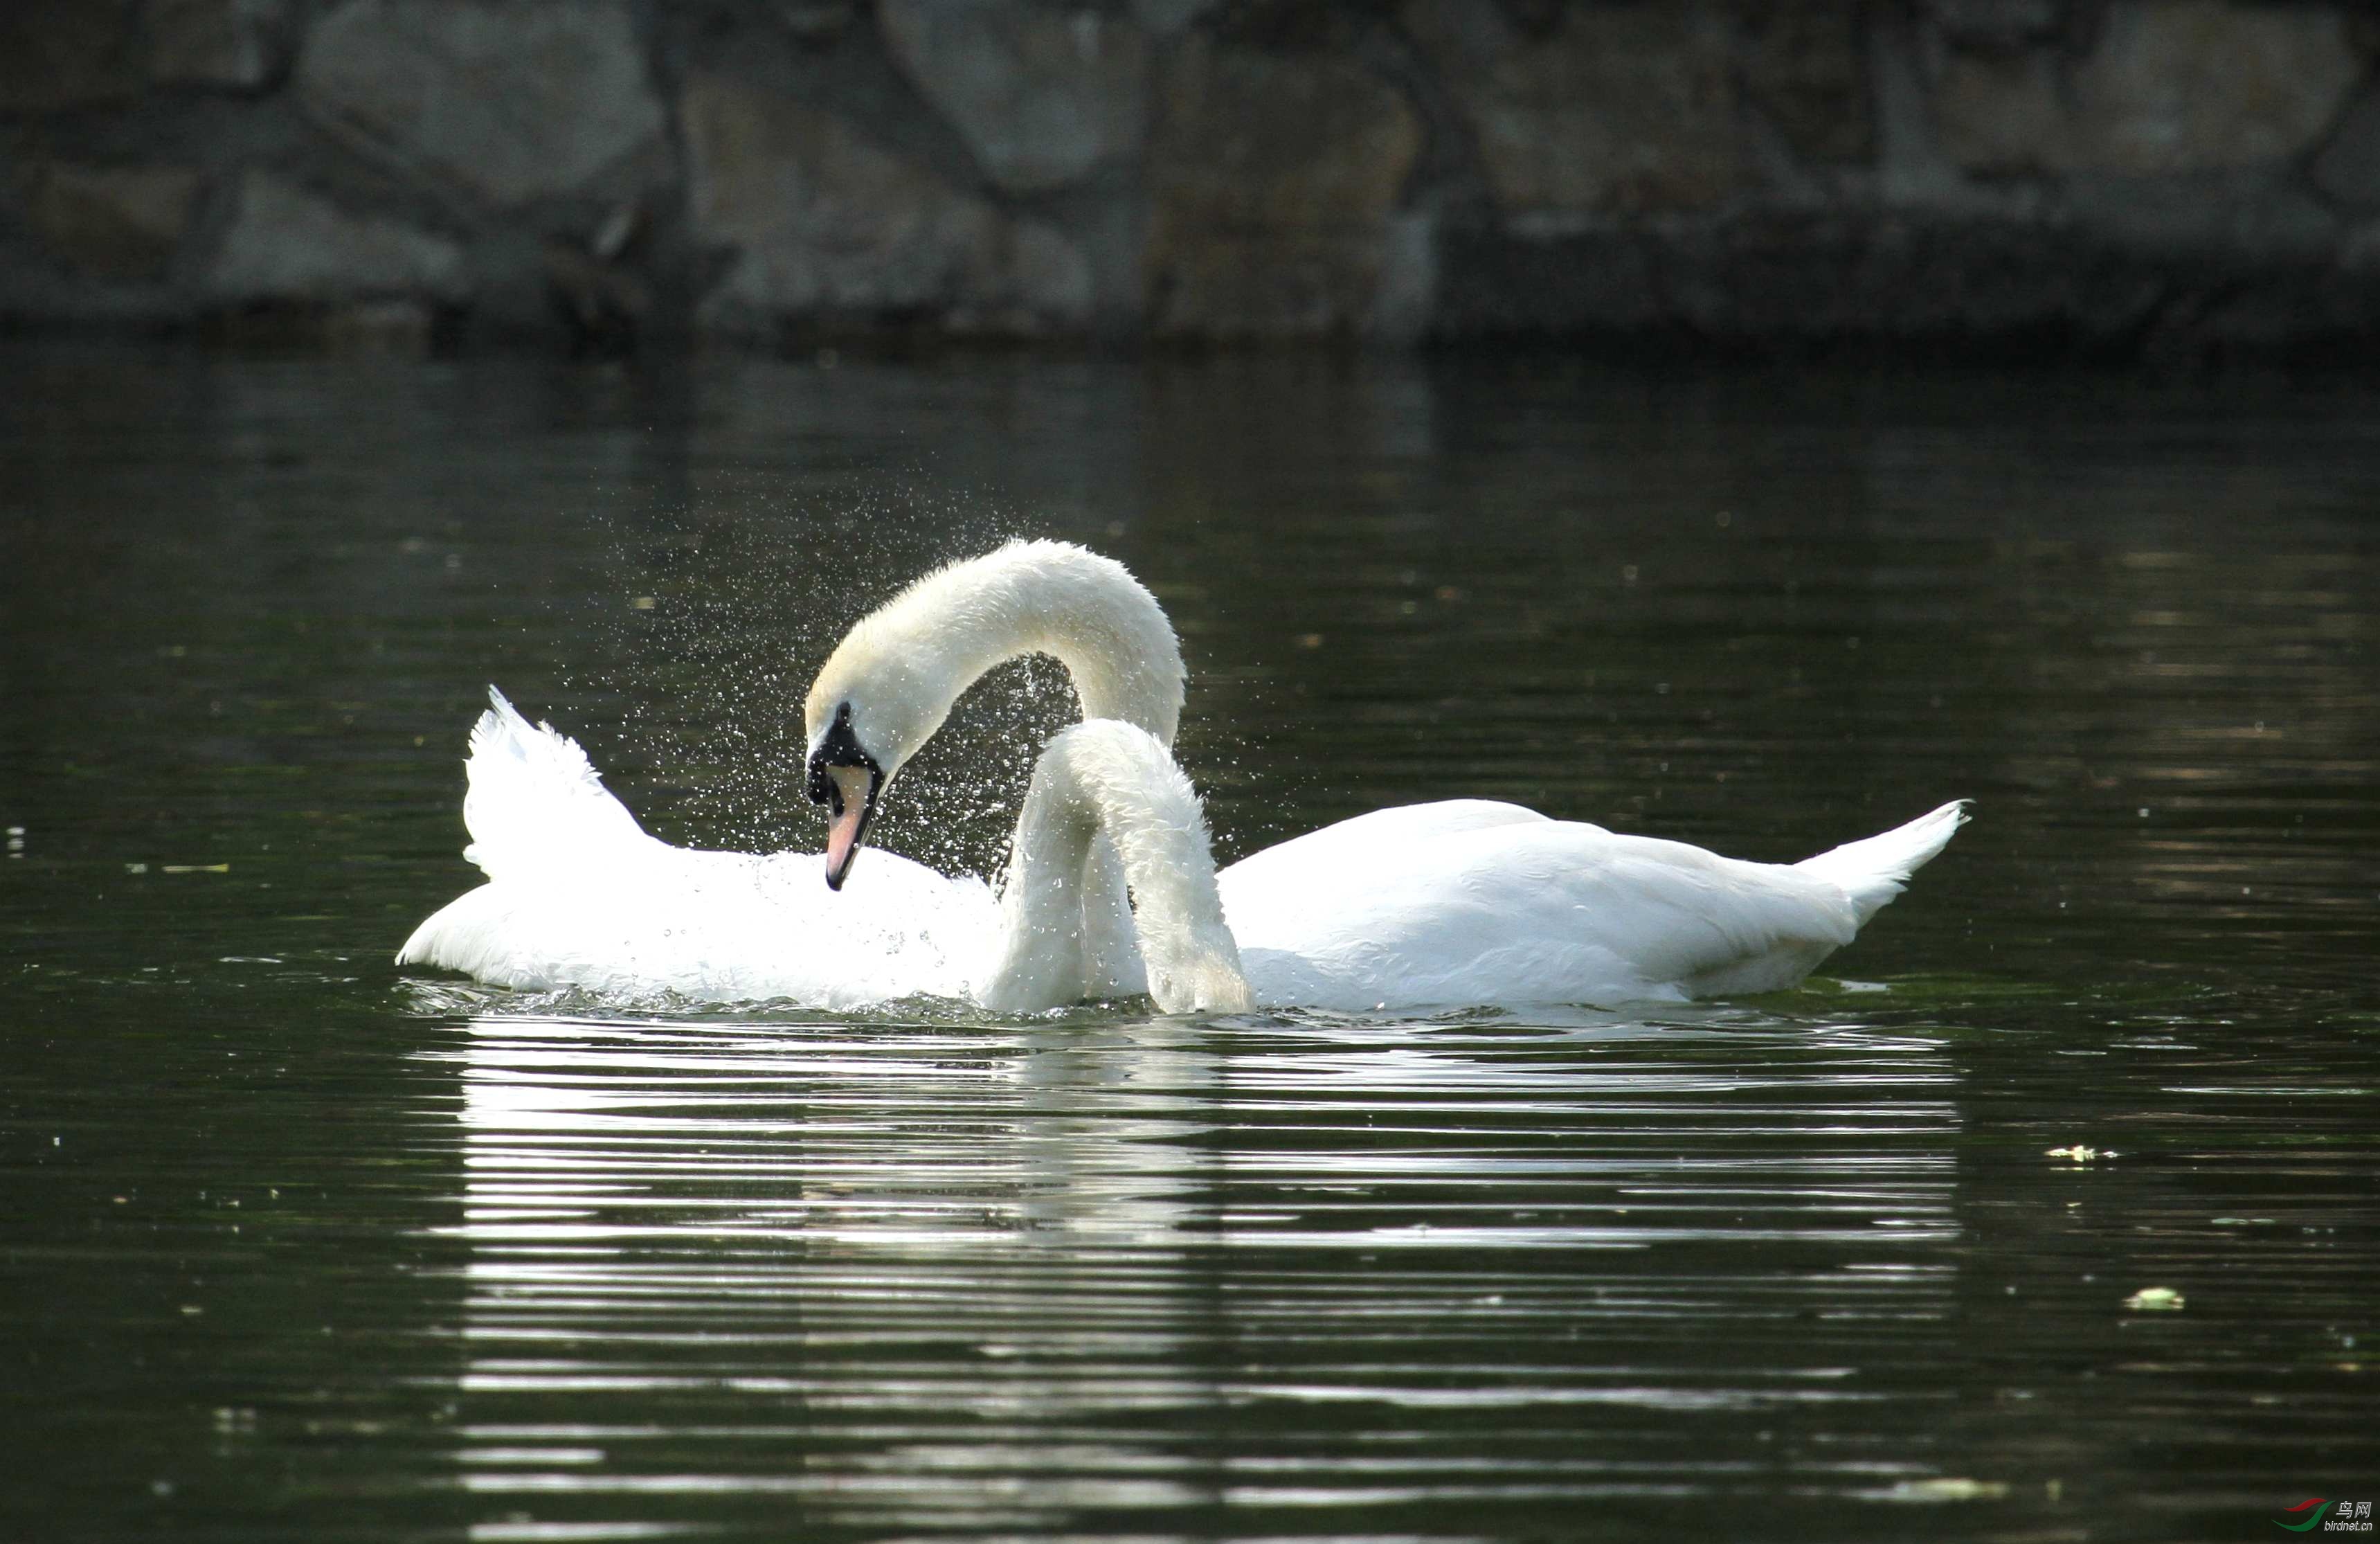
[431,1009,1964,1534]
[1,343,2374,1541]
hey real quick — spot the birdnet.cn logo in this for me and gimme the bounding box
[2278,1499,2374,1533]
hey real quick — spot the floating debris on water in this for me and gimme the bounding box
[161,863,231,874]
[1875,1477,2010,1502]
[2125,1286,2185,1311]
[2046,1145,2115,1162]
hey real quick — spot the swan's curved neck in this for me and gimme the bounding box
[809,541,1185,773]
[941,547,1183,739]
[977,721,1250,1015]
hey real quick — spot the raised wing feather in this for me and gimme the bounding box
[459,687,653,881]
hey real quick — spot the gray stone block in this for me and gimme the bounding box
[1933,0,2360,175]
[206,170,468,303]
[1432,222,1665,336]
[1131,0,1219,38]
[2062,170,2342,262]
[2341,219,2380,272]
[1736,7,1871,167]
[1144,37,1421,336]
[1402,0,1738,219]
[296,0,667,208]
[0,1,140,113]
[879,0,1151,195]
[148,0,294,91]
[680,73,1090,335]
[26,163,200,280]
[1924,0,2064,51]
[775,2,860,44]
[2311,84,2380,213]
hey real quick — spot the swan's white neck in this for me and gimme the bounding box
[976,721,1249,1016]
[806,540,1184,775]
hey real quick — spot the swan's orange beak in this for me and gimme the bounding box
[821,764,876,890]
[807,700,885,891]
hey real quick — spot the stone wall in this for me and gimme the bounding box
[4,0,2378,359]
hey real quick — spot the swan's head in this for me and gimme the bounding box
[804,629,944,890]
[803,699,885,890]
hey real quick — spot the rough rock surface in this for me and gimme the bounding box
[879,0,1150,194]
[296,0,666,207]
[2064,170,2341,262]
[1403,0,1738,218]
[1131,0,1218,37]
[26,163,201,280]
[0,1,141,113]
[1933,0,2359,175]
[2311,84,2380,212]
[206,170,467,303]
[680,73,1090,334]
[2,0,2377,357]
[149,0,294,91]
[1144,38,1421,335]
[1736,8,1872,167]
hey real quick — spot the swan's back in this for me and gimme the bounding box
[1216,800,1962,1011]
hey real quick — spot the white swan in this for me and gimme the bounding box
[397,692,1251,1014]
[806,539,1187,996]
[403,539,1965,1014]
[802,540,1967,1011]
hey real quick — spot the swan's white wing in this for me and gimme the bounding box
[1218,807,1860,1010]
[401,688,1001,1005]
[458,688,654,881]
[1216,798,1547,889]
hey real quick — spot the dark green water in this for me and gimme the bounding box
[3,342,2374,1543]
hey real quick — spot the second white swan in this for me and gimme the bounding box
[791,539,1967,1011]
[397,692,1252,1013]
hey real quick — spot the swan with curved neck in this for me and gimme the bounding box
[804,541,1968,1011]
[977,718,1247,1014]
[803,539,1184,889]
[397,693,1248,1014]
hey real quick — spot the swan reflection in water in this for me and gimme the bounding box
[417,1002,1964,1532]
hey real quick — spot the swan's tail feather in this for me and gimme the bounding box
[457,686,651,881]
[1795,800,1969,927]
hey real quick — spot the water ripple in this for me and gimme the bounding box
[402,1010,1969,1532]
